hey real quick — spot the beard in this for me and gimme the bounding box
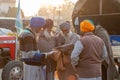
[63,33,70,39]
[43,29,52,39]
[62,31,72,44]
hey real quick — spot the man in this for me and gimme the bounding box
[94,25,120,80]
[18,17,46,80]
[37,19,56,80]
[71,20,108,80]
[56,22,80,80]
[59,21,80,44]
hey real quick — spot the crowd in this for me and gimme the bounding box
[18,16,120,80]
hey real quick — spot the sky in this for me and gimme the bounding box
[16,0,78,17]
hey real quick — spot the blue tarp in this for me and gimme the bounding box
[110,35,120,46]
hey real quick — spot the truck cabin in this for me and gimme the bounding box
[72,0,120,34]
[72,0,120,58]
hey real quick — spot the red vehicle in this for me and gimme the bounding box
[0,17,29,80]
[0,35,16,61]
[0,35,23,80]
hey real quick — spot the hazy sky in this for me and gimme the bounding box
[16,0,78,16]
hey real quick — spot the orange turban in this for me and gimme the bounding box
[80,20,95,32]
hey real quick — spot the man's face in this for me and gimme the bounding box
[47,27,52,33]
[61,28,69,36]
[33,27,42,33]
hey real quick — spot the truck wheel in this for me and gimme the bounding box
[2,60,23,80]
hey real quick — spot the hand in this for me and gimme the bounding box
[47,50,59,55]
[52,50,61,61]
[33,52,45,60]
[46,50,61,59]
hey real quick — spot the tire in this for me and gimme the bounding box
[2,60,23,80]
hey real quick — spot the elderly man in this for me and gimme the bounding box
[37,19,56,80]
[71,19,108,80]
[19,17,46,80]
[59,21,80,44]
[56,22,80,80]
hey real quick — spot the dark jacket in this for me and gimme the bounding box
[18,28,37,52]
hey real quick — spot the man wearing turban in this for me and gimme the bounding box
[18,17,46,80]
[55,21,80,80]
[37,19,57,80]
[70,19,108,80]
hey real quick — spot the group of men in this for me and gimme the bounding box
[18,16,119,80]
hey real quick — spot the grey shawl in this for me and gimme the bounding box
[94,25,120,80]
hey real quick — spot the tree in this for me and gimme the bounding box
[38,0,75,21]
[60,0,75,20]
[38,5,55,18]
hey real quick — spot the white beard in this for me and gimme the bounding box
[43,29,52,39]
[62,31,72,44]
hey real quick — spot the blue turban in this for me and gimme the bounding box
[30,17,45,28]
[59,22,71,30]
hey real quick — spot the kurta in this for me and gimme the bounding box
[37,31,57,80]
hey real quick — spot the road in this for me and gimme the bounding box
[0,69,2,80]
[0,68,118,80]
